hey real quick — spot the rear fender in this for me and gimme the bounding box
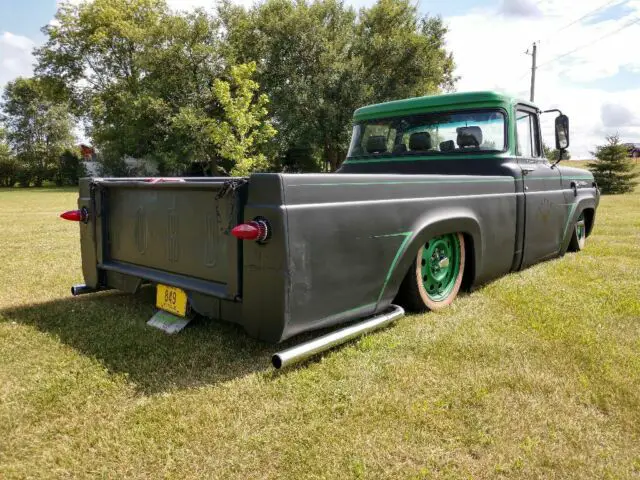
[379,209,483,306]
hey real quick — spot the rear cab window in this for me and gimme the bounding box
[347,109,507,160]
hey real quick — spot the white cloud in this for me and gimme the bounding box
[601,103,639,127]
[500,0,543,18]
[446,0,640,157]
[0,32,35,89]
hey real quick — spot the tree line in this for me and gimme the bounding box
[0,0,456,186]
[0,78,82,187]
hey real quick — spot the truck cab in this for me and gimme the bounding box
[339,91,597,270]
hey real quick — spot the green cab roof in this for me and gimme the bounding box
[353,91,537,121]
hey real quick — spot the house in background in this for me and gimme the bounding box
[79,144,101,176]
[79,144,96,161]
[623,143,640,162]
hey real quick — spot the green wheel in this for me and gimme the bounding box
[397,233,465,311]
[569,212,586,251]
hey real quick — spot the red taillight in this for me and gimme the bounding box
[231,219,269,242]
[60,208,88,223]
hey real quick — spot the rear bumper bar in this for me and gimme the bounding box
[99,260,233,299]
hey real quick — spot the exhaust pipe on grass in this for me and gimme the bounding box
[71,284,109,296]
[271,304,405,369]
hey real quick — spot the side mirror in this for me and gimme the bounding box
[555,114,569,150]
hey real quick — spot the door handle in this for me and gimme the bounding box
[571,182,578,196]
[522,166,537,175]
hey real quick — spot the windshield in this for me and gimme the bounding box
[347,109,506,159]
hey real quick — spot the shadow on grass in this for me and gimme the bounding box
[0,287,292,394]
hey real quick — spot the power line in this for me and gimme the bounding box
[537,17,640,69]
[531,0,628,48]
[549,0,625,36]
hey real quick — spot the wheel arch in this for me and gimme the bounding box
[560,197,597,254]
[386,210,483,305]
[582,207,595,237]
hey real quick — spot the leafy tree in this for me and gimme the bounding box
[219,0,456,170]
[219,0,356,171]
[589,134,638,194]
[36,0,455,174]
[170,62,276,176]
[54,148,86,186]
[542,142,570,161]
[36,0,275,175]
[37,0,176,168]
[0,129,18,187]
[0,77,75,186]
[354,0,455,100]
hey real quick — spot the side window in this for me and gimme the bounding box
[530,113,540,157]
[516,110,541,158]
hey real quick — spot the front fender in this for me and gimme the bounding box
[377,209,483,307]
[560,195,597,254]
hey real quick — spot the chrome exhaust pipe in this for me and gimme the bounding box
[272,305,405,369]
[71,284,108,296]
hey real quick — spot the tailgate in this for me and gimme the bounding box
[95,178,246,297]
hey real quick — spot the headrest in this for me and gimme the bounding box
[456,126,483,148]
[366,135,387,154]
[440,140,455,152]
[409,132,432,151]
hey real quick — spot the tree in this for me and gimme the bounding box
[54,148,85,186]
[36,0,276,176]
[37,0,178,170]
[589,134,638,194]
[0,129,18,187]
[0,77,75,186]
[542,142,571,161]
[218,0,456,170]
[354,0,456,100]
[170,62,276,176]
[36,0,454,175]
[219,0,356,171]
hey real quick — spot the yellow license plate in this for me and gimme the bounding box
[156,284,188,317]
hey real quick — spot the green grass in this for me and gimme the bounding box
[0,183,639,479]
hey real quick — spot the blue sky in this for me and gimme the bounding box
[1,0,639,157]
[0,0,56,40]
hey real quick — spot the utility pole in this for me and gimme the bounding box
[528,42,537,102]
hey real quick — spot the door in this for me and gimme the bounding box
[517,107,566,268]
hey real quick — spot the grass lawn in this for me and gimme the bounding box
[0,179,639,479]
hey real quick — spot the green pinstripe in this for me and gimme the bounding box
[562,203,579,240]
[376,232,413,304]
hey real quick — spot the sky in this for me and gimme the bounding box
[1,0,639,158]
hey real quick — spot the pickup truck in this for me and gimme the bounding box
[62,91,599,365]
